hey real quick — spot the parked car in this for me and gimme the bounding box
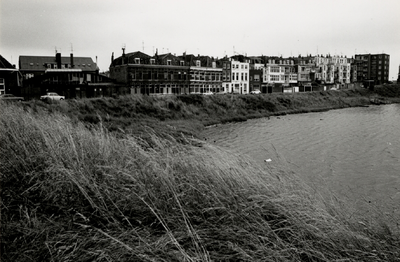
[40,92,65,101]
[250,90,261,94]
[0,94,24,101]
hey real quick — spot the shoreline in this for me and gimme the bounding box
[17,84,400,140]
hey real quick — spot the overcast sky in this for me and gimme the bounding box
[1,0,399,79]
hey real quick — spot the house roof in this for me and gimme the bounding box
[19,55,98,72]
[111,51,151,66]
[0,55,15,69]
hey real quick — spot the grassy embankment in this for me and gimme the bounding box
[15,86,400,140]
[1,86,400,261]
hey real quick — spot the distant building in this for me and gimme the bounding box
[354,53,390,85]
[181,54,222,94]
[218,57,231,93]
[19,53,99,79]
[110,49,222,95]
[262,56,297,93]
[313,55,351,85]
[110,50,190,94]
[248,56,264,92]
[19,53,116,99]
[230,55,250,94]
[0,55,22,95]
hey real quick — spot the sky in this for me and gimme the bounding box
[1,0,399,80]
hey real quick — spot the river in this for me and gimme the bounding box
[202,104,400,219]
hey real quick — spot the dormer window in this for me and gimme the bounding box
[167,60,172,65]
[135,58,140,64]
[196,60,201,67]
[180,60,185,66]
[150,59,155,65]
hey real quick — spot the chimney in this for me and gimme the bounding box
[56,53,61,69]
[122,47,125,65]
[70,53,74,68]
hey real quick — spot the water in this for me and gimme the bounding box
[202,104,400,217]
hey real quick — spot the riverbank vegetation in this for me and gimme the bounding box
[1,87,400,261]
[15,86,400,140]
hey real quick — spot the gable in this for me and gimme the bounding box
[0,55,15,69]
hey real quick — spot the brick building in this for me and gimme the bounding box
[110,49,222,95]
[354,53,390,85]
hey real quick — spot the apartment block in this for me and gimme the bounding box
[354,53,390,85]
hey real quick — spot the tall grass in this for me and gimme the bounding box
[1,101,399,261]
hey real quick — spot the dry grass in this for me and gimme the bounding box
[1,101,399,261]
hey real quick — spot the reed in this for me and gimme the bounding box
[1,101,399,261]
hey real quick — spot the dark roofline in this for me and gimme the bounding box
[0,55,16,69]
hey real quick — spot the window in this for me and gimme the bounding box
[271,66,280,73]
[180,60,184,66]
[270,75,280,81]
[254,74,259,81]
[135,58,140,64]
[196,60,201,67]
[167,60,172,65]
[0,78,4,93]
[150,59,155,65]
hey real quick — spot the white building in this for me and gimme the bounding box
[230,59,250,94]
[263,58,297,85]
[313,55,350,84]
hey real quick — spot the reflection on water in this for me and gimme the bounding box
[202,104,400,216]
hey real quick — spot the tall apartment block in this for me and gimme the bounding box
[354,53,390,85]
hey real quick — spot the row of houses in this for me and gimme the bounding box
[109,50,391,95]
[0,49,392,98]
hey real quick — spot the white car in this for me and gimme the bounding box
[250,90,261,94]
[40,92,65,101]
